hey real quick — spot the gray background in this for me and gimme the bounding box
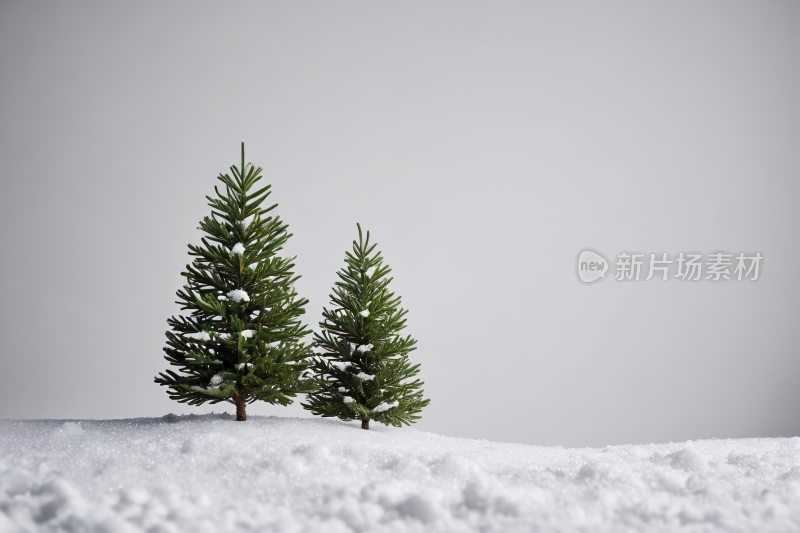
[1,1,798,448]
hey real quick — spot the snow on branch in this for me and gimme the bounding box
[372,401,399,413]
[239,214,255,229]
[184,332,211,341]
[227,289,250,302]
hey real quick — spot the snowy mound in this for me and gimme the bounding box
[1,416,799,532]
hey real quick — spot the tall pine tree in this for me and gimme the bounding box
[303,224,429,429]
[156,144,314,421]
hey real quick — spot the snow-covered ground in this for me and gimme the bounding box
[1,415,799,532]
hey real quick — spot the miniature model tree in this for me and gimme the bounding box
[302,224,429,429]
[155,143,315,421]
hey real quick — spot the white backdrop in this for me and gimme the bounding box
[1,1,798,447]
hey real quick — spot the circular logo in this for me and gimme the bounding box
[576,248,610,285]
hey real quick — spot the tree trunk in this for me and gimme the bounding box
[361,418,370,430]
[234,394,247,421]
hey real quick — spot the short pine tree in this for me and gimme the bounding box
[302,224,429,429]
[156,144,315,421]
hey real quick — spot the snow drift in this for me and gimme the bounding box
[1,415,799,532]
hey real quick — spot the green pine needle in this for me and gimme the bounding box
[302,224,430,427]
[155,143,315,410]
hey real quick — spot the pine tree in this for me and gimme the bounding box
[155,143,315,421]
[302,224,429,429]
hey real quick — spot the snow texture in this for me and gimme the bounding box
[356,372,375,381]
[227,289,250,302]
[372,401,399,413]
[356,344,374,353]
[240,329,256,339]
[217,295,228,301]
[216,333,230,340]
[183,331,210,341]
[2,416,799,532]
[208,373,223,386]
[330,361,352,371]
[231,243,245,255]
[2,417,800,532]
[359,310,370,317]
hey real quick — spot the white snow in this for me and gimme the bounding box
[356,343,374,353]
[231,242,245,255]
[183,331,210,341]
[2,416,799,532]
[227,289,250,302]
[329,361,351,371]
[216,332,230,340]
[240,329,256,339]
[342,396,356,404]
[372,400,399,413]
[217,295,228,301]
[239,214,255,228]
[359,310,370,317]
[208,373,223,386]
[356,372,375,381]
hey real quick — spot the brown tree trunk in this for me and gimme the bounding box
[234,394,247,421]
[361,418,370,430]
